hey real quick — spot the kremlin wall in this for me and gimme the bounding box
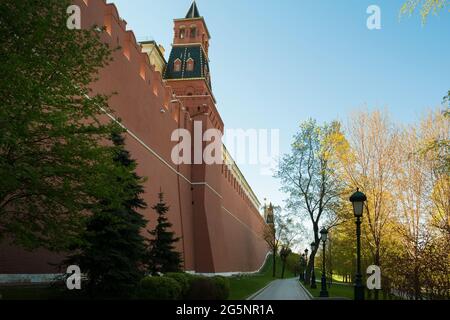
[0,0,270,281]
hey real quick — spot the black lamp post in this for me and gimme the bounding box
[310,242,317,289]
[299,254,305,281]
[350,189,367,301]
[319,228,329,297]
[302,249,309,284]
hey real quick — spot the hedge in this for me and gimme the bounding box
[185,276,230,300]
[138,276,181,300]
[212,276,230,300]
[138,273,231,300]
[165,273,190,298]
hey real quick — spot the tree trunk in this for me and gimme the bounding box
[272,249,277,278]
[305,225,320,285]
[305,257,311,284]
[305,250,317,285]
[414,263,421,300]
[374,249,380,300]
[281,259,286,279]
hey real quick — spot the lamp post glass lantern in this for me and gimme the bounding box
[320,228,328,242]
[310,241,317,289]
[350,189,367,301]
[319,228,329,297]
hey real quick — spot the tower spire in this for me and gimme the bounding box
[186,1,201,19]
[165,1,212,88]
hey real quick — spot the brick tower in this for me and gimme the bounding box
[264,203,275,225]
[164,1,214,105]
[164,1,224,273]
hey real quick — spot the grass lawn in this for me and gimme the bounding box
[305,281,354,300]
[305,283,398,300]
[228,255,294,300]
[0,285,71,300]
[296,268,353,299]
[303,271,395,300]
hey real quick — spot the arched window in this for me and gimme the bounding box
[179,27,186,39]
[190,25,197,38]
[186,58,194,72]
[174,59,182,72]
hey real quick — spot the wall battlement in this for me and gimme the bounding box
[0,0,269,278]
[80,0,261,214]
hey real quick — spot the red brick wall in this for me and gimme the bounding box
[0,0,269,276]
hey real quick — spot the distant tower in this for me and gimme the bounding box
[264,203,274,225]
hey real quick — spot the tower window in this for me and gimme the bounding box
[186,58,194,72]
[179,27,186,39]
[190,26,197,38]
[174,59,182,72]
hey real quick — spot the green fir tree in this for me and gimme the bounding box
[66,133,148,298]
[147,193,183,275]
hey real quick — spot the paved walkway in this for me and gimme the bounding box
[250,278,312,300]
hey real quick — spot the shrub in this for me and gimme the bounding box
[212,276,230,300]
[184,273,204,287]
[185,276,230,300]
[138,276,181,300]
[186,277,216,300]
[165,273,190,298]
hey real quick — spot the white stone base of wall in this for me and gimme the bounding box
[0,274,61,285]
[0,252,272,284]
[191,251,272,277]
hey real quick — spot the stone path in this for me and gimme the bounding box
[250,278,312,300]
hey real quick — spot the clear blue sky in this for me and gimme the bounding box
[109,0,450,211]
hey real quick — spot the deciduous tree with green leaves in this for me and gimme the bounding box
[0,0,124,250]
[279,246,292,279]
[276,119,347,285]
[262,205,301,278]
[401,0,449,23]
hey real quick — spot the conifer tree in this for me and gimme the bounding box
[66,133,148,298]
[147,193,183,275]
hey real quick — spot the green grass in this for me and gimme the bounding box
[228,255,294,300]
[306,283,398,300]
[0,285,72,300]
[303,271,395,300]
[299,268,354,300]
[306,282,354,300]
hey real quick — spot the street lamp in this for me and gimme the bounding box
[303,249,309,284]
[350,188,367,301]
[299,254,305,281]
[310,241,317,289]
[319,228,329,297]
